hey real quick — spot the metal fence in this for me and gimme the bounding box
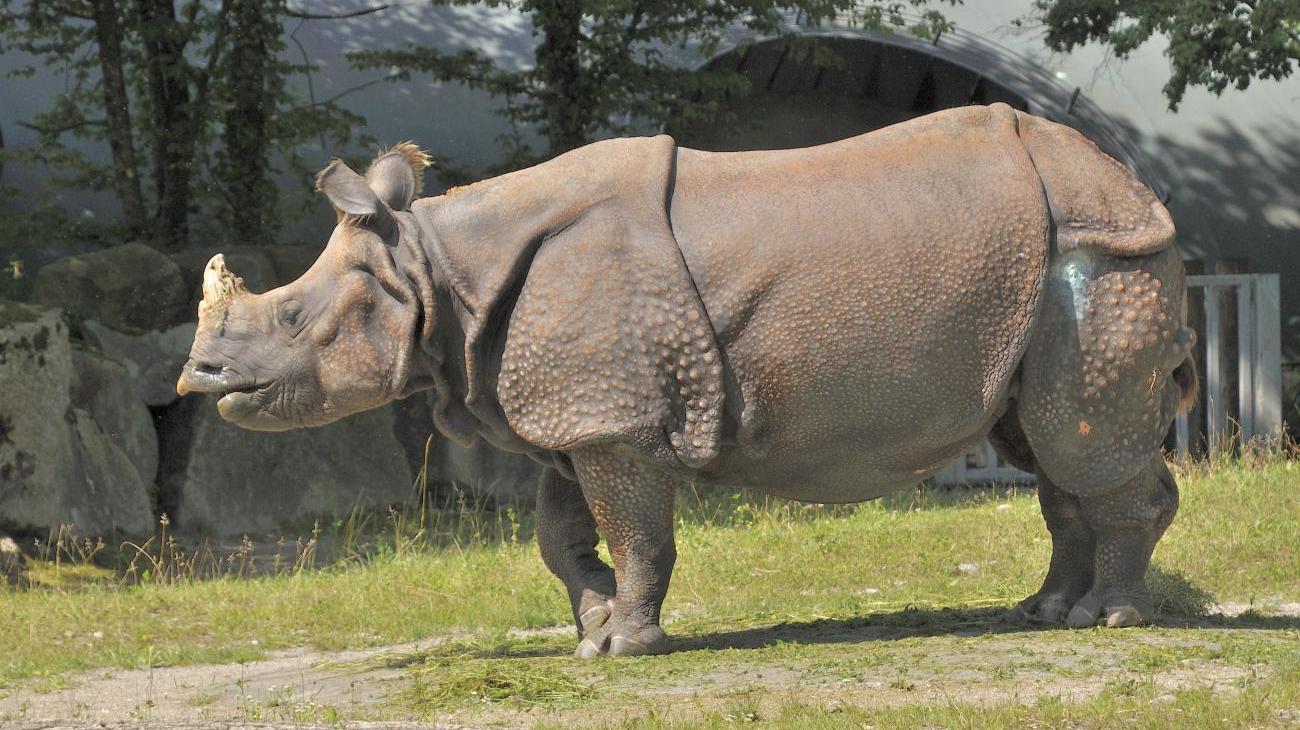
[935,273,1284,485]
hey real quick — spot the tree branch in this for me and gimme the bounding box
[288,70,406,111]
[19,118,106,135]
[50,0,95,20]
[288,18,329,149]
[285,4,392,19]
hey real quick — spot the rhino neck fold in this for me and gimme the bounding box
[400,206,494,449]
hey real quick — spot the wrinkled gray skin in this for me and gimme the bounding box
[179,104,1197,658]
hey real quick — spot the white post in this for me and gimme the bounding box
[1236,280,1255,442]
[1203,287,1224,451]
[1253,274,1283,442]
[1174,411,1190,460]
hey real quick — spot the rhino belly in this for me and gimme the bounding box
[671,106,1050,502]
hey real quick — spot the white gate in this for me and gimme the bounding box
[1175,273,1283,457]
[934,273,1283,484]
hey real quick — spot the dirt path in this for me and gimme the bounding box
[0,627,569,729]
[2,607,1296,730]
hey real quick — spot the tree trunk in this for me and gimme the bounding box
[533,0,589,155]
[135,0,195,250]
[90,0,147,235]
[222,0,279,245]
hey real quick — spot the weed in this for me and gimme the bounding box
[401,656,593,712]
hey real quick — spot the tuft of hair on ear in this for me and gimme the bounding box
[363,142,433,212]
[382,141,432,190]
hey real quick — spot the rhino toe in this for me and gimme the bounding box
[1008,592,1075,625]
[1066,589,1152,628]
[573,618,669,659]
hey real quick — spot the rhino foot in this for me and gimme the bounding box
[574,619,669,659]
[1065,589,1153,628]
[1007,591,1075,625]
[578,598,615,637]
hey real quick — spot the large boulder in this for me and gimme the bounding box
[262,245,319,284]
[0,302,73,525]
[437,440,542,507]
[391,392,541,506]
[66,408,155,535]
[33,242,188,331]
[171,244,319,307]
[70,345,159,485]
[0,301,154,536]
[163,395,414,537]
[171,246,278,298]
[82,320,196,407]
[0,536,25,586]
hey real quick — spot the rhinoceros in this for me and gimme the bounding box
[177,103,1196,658]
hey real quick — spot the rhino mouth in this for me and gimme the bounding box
[216,386,269,423]
[177,362,274,421]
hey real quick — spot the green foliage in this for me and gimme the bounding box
[1032,0,1300,110]
[0,0,368,250]
[349,0,958,177]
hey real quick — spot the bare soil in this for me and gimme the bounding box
[3,605,1296,730]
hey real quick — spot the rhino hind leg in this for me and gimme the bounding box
[1014,246,1193,627]
[1065,457,1178,627]
[536,468,617,639]
[567,444,679,659]
[1008,471,1096,624]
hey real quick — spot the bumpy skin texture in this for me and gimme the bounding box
[177,105,1195,657]
[670,104,1049,501]
[413,135,725,470]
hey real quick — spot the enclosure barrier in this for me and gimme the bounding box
[934,273,1283,485]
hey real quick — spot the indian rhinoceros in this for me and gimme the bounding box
[177,103,1196,658]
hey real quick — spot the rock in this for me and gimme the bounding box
[263,245,320,284]
[391,392,541,506]
[0,301,154,537]
[1,301,78,527]
[32,242,188,331]
[437,438,542,507]
[0,536,25,586]
[82,320,196,407]
[66,409,155,536]
[171,245,319,307]
[165,395,415,537]
[70,345,159,485]
[171,246,278,298]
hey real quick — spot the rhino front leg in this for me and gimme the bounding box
[1009,471,1096,624]
[569,444,678,659]
[536,468,616,639]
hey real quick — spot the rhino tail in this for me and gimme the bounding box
[1173,355,1198,415]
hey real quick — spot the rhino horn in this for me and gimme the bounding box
[200,253,248,317]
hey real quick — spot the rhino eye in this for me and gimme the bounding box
[280,305,302,329]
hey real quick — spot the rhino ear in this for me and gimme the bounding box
[316,158,400,240]
[316,159,384,218]
[365,142,430,211]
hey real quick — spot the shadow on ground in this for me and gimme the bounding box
[411,568,1298,662]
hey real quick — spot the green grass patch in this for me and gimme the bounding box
[0,454,1296,705]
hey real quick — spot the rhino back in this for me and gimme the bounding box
[669,104,1049,501]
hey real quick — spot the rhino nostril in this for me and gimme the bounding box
[194,363,225,377]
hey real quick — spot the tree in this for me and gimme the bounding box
[349,0,957,172]
[1033,0,1300,110]
[0,0,366,250]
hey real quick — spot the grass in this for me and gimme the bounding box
[0,453,1296,728]
[545,658,1300,730]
